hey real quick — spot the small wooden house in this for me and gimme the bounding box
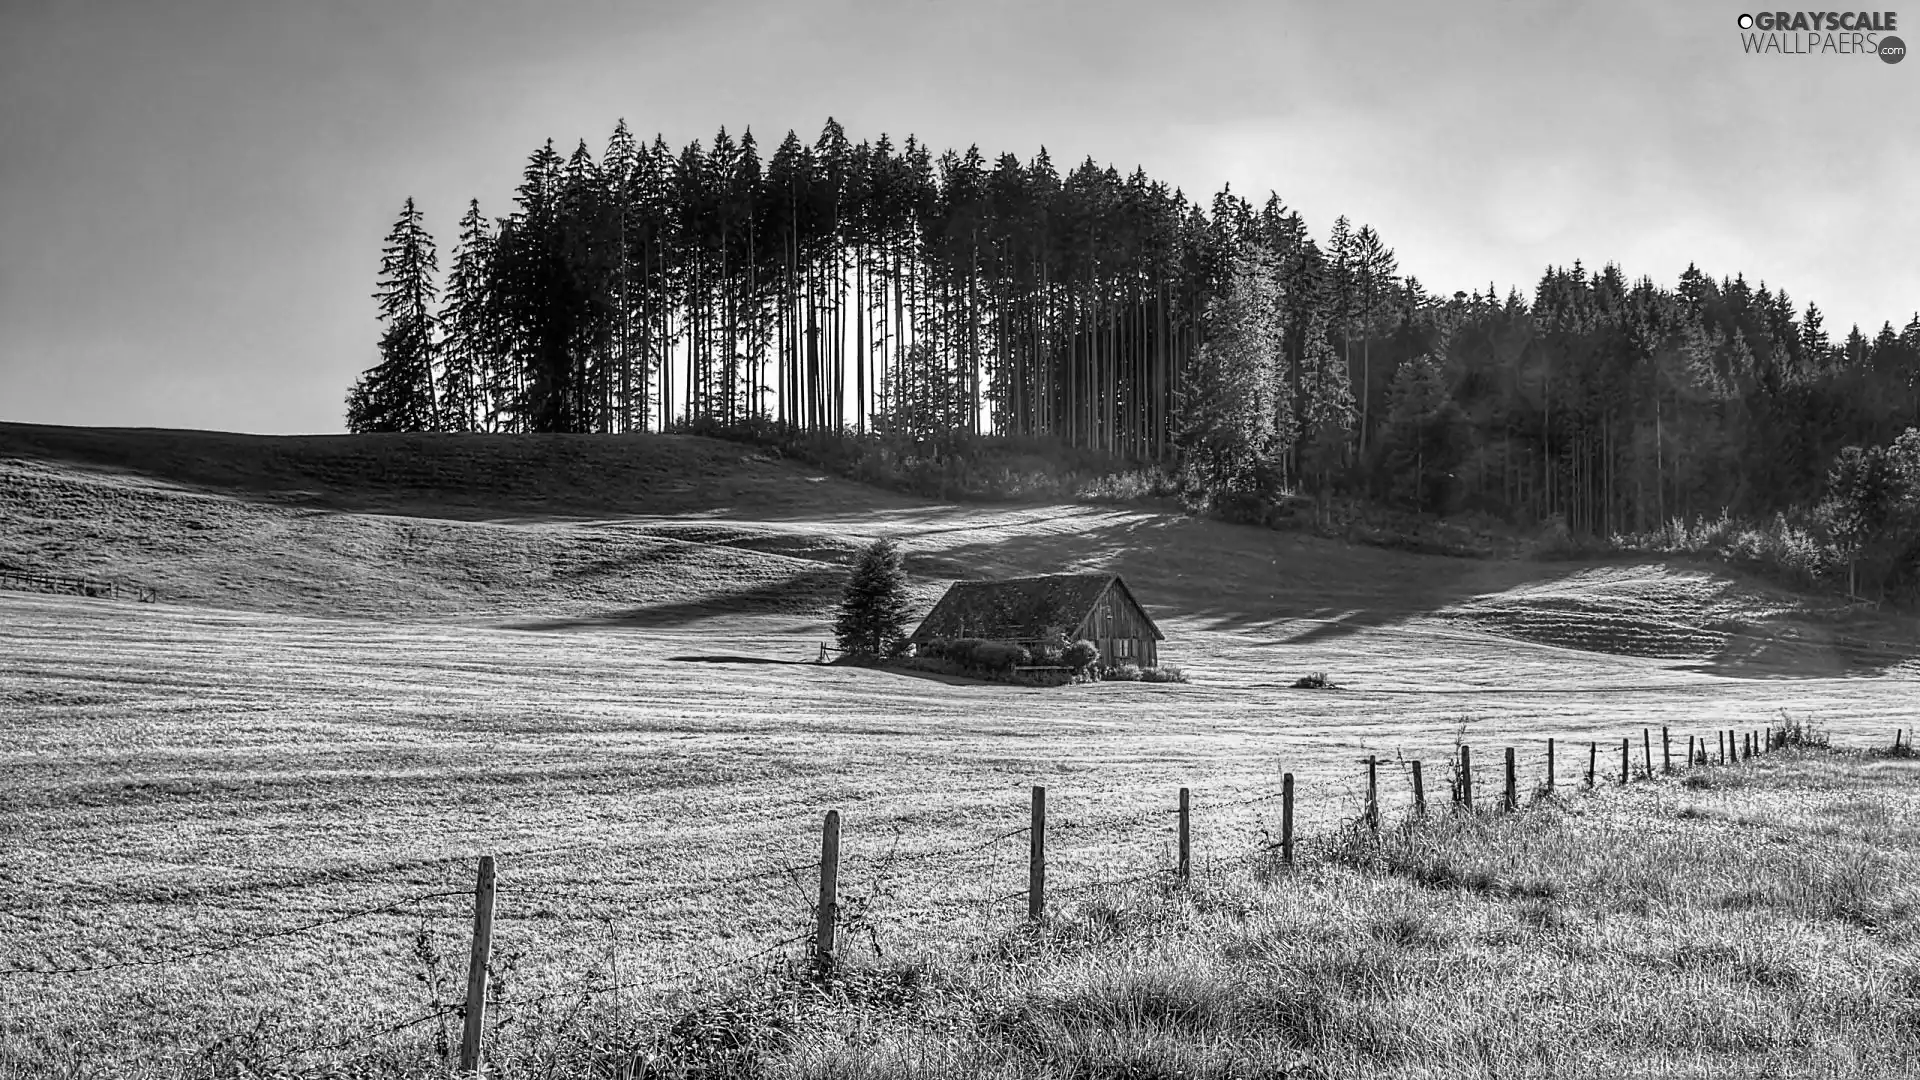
[909,573,1166,668]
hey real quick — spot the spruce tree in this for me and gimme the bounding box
[437,199,496,433]
[347,198,440,432]
[833,537,914,659]
[1297,307,1356,513]
[1380,354,1465,512]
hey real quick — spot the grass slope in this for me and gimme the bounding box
[1,425,1918,1076]
[4,423,1916,676]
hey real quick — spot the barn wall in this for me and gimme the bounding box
[1076,584,1159,667]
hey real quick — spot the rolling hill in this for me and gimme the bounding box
[1,421,1914,677]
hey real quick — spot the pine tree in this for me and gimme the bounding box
[833,537,914,659]
[347,198,440,433]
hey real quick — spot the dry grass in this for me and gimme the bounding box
[1,427,1918,1077]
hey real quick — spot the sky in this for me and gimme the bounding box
[1,0,1914,434]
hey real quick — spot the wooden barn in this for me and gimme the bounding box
[909,573,1165,668]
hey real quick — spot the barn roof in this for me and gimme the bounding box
[909,573,1165,643]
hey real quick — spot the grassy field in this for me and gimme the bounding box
[2,424,1917,1077]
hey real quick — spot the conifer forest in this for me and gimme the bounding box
[347,118,1920,600]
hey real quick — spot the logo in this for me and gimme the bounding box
[1737,10,1903,58]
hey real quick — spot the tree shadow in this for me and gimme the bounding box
[1677,620,1920,679]
[917,511,1546,638]
[502,566,846,630]
[666,655,812,665]
[915,513,1920,678]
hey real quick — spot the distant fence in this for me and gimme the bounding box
[0,567,154,603]
[0,722,1907,1074]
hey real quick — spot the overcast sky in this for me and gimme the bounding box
[2,0,1913,434]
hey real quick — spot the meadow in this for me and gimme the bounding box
[1,423,1917,1077]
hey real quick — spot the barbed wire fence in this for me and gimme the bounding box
[0,719,1902,1075]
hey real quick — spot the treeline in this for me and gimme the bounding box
[349,117,1920,593]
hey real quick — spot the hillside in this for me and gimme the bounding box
[2,422,1917,676]
[4,425,1919,1077]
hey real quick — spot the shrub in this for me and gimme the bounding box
[1062,640,1100,673]
[945,638,988,667]
[1776,711,1830,750]
[970,642,1030,673]
[914,638,947,660]
[1107,662,1143,682]
[1292,672,1336,689]
[1031,626,1070,664]
[1140,665,1189,683]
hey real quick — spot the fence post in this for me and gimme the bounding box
[459,855,497,1076]
[1504,747,1517,812]
[1411,760,1426,816]
[1662,727,1672,774]
[1177,787,1190,882]
[1459,745,1474,810]
[1687,735,1695,768]
[1642,729,1653,778]
[1718,731,1726,764]
[1547,738,1556,792]
[815,810,840,971]
[1366,756,1379,833]
[1028,787,1046,922]
[1587,742,1597,788]
[1620,738,1630,785]
[1281,773,1295,866]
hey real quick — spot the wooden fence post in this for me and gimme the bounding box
[1587,742,1597,788]
[1687,734,1695,768]
[459,855,497,1076]
[1028,787,1046,922]
[1366,757,1379,833]
[1547,738,1555,792]
[1280,773,1296,865]
[1642,729,1653,778]
[1718,731,1726,764]
[1411,760,1426,816]
[1177,787,1190,882]
[1504,747,1517,812]
[815,810,840,971]
[1459,745,1473,810]
[1620,738,1630,785]
[1662,727,1671,774]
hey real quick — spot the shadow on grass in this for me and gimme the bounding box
[667,655,811,665]
[929,514,1920,677]
[501,566,847,631]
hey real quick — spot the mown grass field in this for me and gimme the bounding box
[2,423,1917,1078]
